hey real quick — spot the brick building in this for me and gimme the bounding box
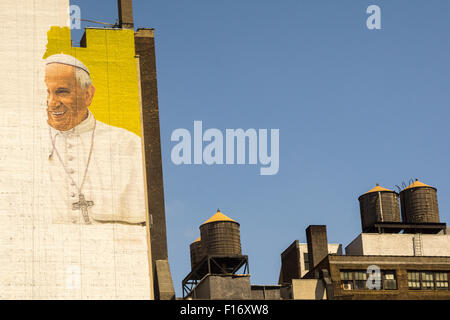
[183,181,449,300]
[280,180,450,300]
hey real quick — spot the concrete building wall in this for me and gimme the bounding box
[291,279,326,300]
[279,241,301,284]
[188,275,252,300]
[250,286,282,300]
[135,28,173,299]
[345,233,450,257]
[299,243,342,277]
[280,241,342,284]
[306,225,329,271]
[421,235,450,256]
[209,276,252,300]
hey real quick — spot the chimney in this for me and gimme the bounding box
[306,225,328,273]
[118,0,134,29]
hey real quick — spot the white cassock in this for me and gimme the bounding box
[47,110,146,225]
[18,110,152,300]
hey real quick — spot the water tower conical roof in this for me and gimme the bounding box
[363,185,393,195]
[201,209,238,225]
[403,179,433,191]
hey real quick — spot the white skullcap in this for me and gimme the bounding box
[45,54,90,75]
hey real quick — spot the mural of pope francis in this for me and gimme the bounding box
[44,54,146,225]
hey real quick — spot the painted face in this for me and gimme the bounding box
[45,63,94,131]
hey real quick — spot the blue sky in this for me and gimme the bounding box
[72,0,450,297]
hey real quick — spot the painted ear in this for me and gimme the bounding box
[85,85,96,107]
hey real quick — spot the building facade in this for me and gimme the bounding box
[304,255,450,300]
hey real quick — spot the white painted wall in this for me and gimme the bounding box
[345,233,450,257]
[0,0,151,299]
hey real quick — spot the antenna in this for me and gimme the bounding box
[395,177,417,192]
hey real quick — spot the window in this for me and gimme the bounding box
[303,253,309,271]
[383,271,397,290]
[354,271,367,289]
[339,270,397,290]
[407,272,421,290]
[407,271,450,290]
[421,272,435,290]
[435,273,449,290]
[340,271,353,290]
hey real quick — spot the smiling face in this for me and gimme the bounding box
[45,63,95,131]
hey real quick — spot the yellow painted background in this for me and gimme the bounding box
[44,27,141,136]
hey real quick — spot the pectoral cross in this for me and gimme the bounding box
[72,193,94,224]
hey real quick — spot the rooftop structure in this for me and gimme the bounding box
[280,180,450,300]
